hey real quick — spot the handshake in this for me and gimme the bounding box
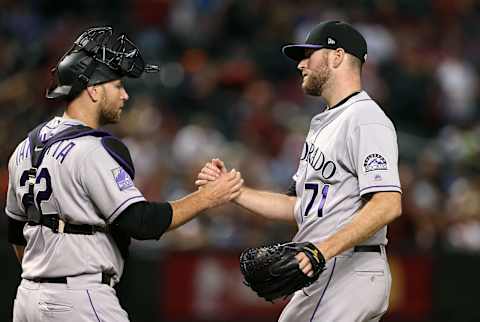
[194,158,244,209]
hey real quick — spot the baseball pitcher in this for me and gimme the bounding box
[197,21,402,321]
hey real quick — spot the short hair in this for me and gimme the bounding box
[346,53,363,73]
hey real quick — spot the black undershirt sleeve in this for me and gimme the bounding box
[7,217,27,246]
[286,180,297,197]
[112,201,173,240]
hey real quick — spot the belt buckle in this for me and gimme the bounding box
[58,219,66,233]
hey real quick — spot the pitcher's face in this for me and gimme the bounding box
[297,49,331,96]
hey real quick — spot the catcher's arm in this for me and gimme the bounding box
[8,217,27,264]
[316,191,401,261]
[170,170,243,229]
[196,159,296,222]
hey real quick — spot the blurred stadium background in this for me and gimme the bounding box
[1,0,480,321]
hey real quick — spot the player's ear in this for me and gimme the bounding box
[331,48,345,69]
[85,85,101,103]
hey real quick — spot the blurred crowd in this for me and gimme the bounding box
[1,0,479,255]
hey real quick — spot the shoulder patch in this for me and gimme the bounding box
[112,167,134,191]
[363,153,388,172]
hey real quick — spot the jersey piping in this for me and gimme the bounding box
[309,258,337,321]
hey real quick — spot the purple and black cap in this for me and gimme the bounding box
[282,21,368,63]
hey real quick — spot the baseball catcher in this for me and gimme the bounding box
[6,26,243,322]
[240,242,326,301]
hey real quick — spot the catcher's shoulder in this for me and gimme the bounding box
[7,137,30,170]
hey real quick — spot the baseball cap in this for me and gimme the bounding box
[282,21,368,63]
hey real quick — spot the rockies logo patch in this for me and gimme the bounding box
[112,167,133,190]
[363,154,388,172]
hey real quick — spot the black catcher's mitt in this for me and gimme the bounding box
[239,242,326,302]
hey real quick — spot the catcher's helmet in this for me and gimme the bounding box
[46,26,159,100]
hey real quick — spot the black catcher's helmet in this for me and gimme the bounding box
[46,26,159,100]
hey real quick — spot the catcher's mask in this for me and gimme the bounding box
[46,26,159,100]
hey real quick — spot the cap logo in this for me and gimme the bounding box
[327,37,336,45]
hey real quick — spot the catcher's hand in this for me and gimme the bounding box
[239,242,326,302]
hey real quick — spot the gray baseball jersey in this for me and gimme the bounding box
[6,117,145,283]
[292,91,401,245]
[280,91,400,322]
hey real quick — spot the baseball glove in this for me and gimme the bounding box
[239,242,326,302]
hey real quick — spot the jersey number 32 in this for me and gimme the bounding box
[20,168,53,211]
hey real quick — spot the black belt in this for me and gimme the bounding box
[28,214,108,235]
[28,272,113,285]
[353,245,382,253]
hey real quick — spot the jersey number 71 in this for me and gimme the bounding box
[304,183,329,217]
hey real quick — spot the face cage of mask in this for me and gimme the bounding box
[70,26,146,78]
